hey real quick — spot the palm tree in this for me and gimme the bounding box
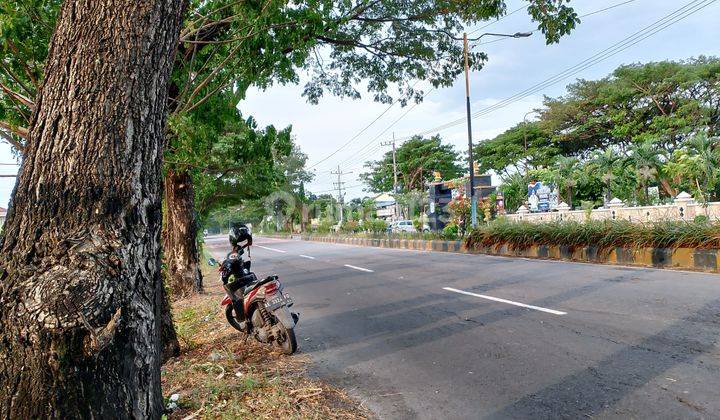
[626,140,665,205]
[591,148,621,206]
[548,156,580,207]
[667,133,720,204]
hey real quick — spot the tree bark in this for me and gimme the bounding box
[163,169,203,297]
[0,1,185,418]
[160,280,181,362]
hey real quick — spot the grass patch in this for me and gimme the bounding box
[466,219,720,251]
[162,264,367,419]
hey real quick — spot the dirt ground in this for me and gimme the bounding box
[161,262,369,419]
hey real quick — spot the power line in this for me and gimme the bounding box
[306,100,397,170]
[308,2,530,172]
[312,0,647,176]
[581,0,638,18]
[469,0,713,119]
[334,0,644,166]
[306,79,425,170]
[399,0,714,140]
[335,86,438,168]
[469,0,641,49]
[310,183,364,195]
[467,5,526,35]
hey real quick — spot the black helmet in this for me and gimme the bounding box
[229,223,252,247]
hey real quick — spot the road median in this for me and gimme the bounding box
[266,234,719,274]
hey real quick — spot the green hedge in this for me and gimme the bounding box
[466,219,720,251]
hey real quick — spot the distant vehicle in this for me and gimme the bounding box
[388,220,431,233]
[392,220,416,233]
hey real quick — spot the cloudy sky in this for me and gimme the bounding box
[1,0,719,208]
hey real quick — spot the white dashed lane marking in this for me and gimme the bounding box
[256,245,287,253]
[443,287,567,316]
[344,264,374,273]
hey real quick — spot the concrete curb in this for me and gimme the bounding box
[270,234,719,274]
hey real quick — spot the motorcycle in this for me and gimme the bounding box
[219,247,298,354]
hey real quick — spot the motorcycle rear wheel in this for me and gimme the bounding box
[274,322,297,355]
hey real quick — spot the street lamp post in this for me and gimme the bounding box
[463,31,531,228]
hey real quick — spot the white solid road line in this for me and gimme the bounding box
[256,245,287,253]
[443,287,567,316]
[299,254,316,260]
[344,264,374,273]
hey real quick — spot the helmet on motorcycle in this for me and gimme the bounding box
[229,223,252,247]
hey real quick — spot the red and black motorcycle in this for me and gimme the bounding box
[219,247,298,354]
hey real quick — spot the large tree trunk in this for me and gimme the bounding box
[0,1,185,418]
[160,280,181,362]
[163,169,203,297]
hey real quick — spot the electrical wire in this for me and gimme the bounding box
[305,79,426,170]
[469,0,641,49]
[467,5,526,35]
[398,0,714,140]
[312,0,661,183]
[335,0,646,162]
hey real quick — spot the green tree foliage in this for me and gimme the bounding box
[1,0,580,154]
[541,57,720,155]
[166,91,293,220]
[483,57,720,211]
[475,121,562,175]
[361,135,463,192]
[0,0,60,151]
[666,133,720,204]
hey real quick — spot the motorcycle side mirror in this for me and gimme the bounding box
[207,258,217,266]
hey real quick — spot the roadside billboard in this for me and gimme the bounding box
[528,181,559,212]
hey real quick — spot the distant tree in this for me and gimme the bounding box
[475,121,562,175]
[361,135,464,193]
[498,172,528,213]
[541,156,581,206]
[624,140,666,205]
[589,148,623,205]
[666,133,720,204]
[541,57,720,156]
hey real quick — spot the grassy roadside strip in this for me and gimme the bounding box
[267,219,720,251]
[161,256,368,419]
[466,219,720,251]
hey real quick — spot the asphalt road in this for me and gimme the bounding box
[205,235,720,420]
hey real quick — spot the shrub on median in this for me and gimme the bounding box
[465,219,720,251]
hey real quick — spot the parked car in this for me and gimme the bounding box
[392,220,416,233]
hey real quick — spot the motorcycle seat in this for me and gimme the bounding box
[225,272,256,293]
[243,274,279,293]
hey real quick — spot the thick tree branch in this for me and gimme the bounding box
[0,61,34,97]
[5,39,39,89]
[0,83,35,109]
[0,121,28,140]
[0,129,25,153]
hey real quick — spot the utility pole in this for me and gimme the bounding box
[331,165,352,223]
[463,32,478,228]
[461,31,531,228]
[380,133,399,220]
